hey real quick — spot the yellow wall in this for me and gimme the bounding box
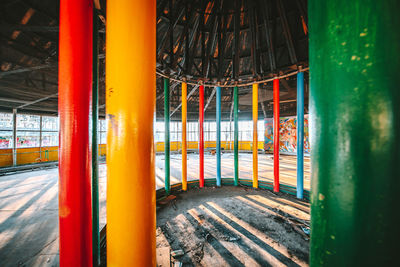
[0,145,108,168]
[0,149,12,167]
[99,144,106,156]
[0,146,59,167]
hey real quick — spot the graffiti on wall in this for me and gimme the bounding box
[264,115,310,153]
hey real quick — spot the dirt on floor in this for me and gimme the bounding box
[156,186,310,267]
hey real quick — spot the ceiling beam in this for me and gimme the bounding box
[249,0,258,77]
[0,64,53,77]
[276,0,298,64]
[259,0,276,72]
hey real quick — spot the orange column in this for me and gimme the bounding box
[106,0,156,265]
[252,83,258,188]
[182,82,187,190]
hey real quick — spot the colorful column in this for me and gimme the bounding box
[252,83,259,188]
[181,82,187,191]
[310,0,400,266]
[199,84,204,188]
[59,0,93,265]
[12,108,17,166]
[39,116,42,160]
[233,86,239,186]
[164,78,170,194]
[296,71,304,199]
[92,6,100,266]
[216,86,222,186]
[273,79,280,192]
[106,0,156,265]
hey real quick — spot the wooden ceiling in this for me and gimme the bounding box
[0,0,308,120]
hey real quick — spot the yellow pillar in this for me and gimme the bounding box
[252,83,259,188]
[106,0,156,266]
[182,82,187,190]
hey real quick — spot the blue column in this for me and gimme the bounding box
[296,71,304,199]
[164,78,170,194]
[216,86,222,186]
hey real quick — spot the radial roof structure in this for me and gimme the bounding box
[0,0,308,120]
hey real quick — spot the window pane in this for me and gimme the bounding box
[0,131,13,148]
[204,131,209,141]
[193,122,198,132]
[42,132,58,146]
[209,132,216,141]
[100,132,107,144]
[155,122,165,132]
[209,122,216,131]
[17,114,40,130]
[155,132,163,143]
[171,132,177,142]
[203,122,208,131]
[99,119,107,131]
[17,131,40,147]
[42,116,59,131]
[221,121,230,131]
[0,113,13,130]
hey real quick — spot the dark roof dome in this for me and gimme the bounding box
[156,0,308,84]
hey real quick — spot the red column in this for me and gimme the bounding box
[59,0,93,265]
[199,84,204,188]
[273,79,280,192]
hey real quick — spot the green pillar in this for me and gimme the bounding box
[233,86,239,186]
[164,78,170,194]
[310,1,400,266]
[92,6,100,266]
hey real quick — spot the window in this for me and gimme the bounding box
[41,116,59,147]
[0,113,13,148]
[170,122,181,142]
[153,119,264,144]
[155,121,165,143]
[17,114,40,148]
[17,131,40,148]
[98,119,107,144]
[187,122,198,141]
[238,121,252,141]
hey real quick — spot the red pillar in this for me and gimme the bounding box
[273,79,280,192]
[199,84,204,188]
[59,0,93,265]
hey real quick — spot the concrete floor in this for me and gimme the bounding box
[156,187,310,266]
[0,153,310,266]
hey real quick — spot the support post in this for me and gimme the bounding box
[310,0,400,265]
[233,86,239,186]
[164,78,170,194]
[12,108,17,166]
[59,0,93,265]
[199,84,204,188]
[92,6,100,266]
[39,115,42,160]
[216,85,221,186]
[181,82,187,191]
[252,83,258,188]
[273,79,280,192]
[106,0,156,265]
[296,71,304,199]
